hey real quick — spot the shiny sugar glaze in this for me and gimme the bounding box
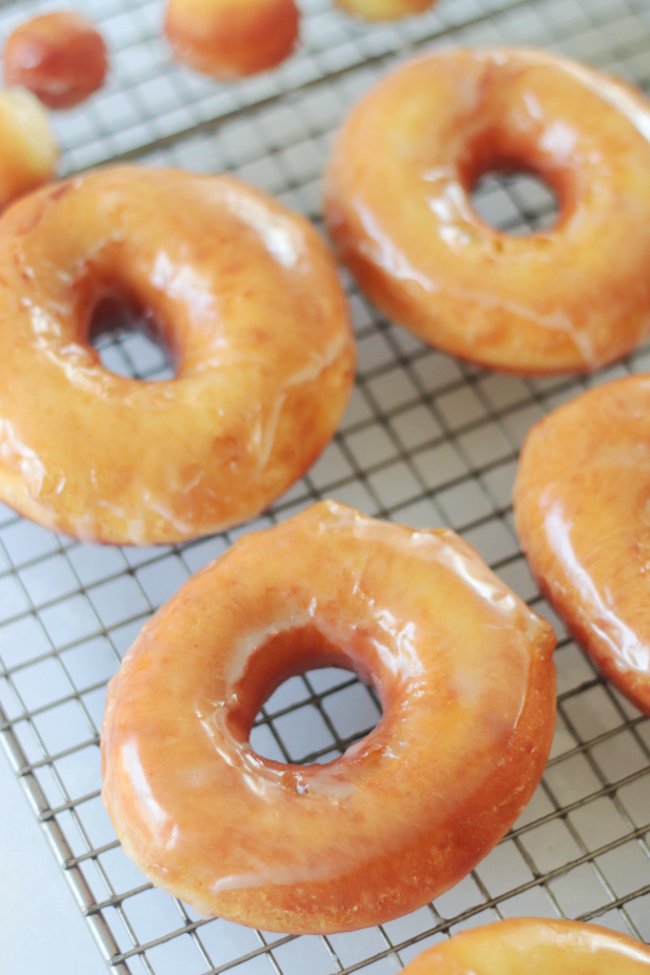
[515,374,650,715]
[0,167,354,545]
[102,501,556,934]
[325,48,650,374]
[401,918,650,974]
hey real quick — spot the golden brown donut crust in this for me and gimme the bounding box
[325,48,650,375]
[0,167,354,545]
[401,918,650,973]
[102,501,556,933]
[165,0,299,79]
[514,375,650,714]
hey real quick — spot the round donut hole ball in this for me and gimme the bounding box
[4,12,108,110]
[102,501,557,934]
[165,0,300,80]
[335,0,438,22]
[0,88,58,209]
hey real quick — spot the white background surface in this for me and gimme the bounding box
[0,745,106,975]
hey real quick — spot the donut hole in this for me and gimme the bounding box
[90,295,175,381]
[470,169,559,236]
[250,665,383,765]
[235,625,385,766]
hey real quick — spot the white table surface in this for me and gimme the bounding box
[0,744,106,975]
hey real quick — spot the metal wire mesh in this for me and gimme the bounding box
[1,0,650,971]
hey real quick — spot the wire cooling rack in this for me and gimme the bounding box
[1,0,650,972]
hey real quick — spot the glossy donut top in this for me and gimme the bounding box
[514,375,650,714]
[402,918,650,973]
[102,501,556,932]
[325,48,650,374]
[0,167,354,544]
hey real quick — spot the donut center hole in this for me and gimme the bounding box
[250,664,383,766]
[90,295,175,381]
[470,169,559,235]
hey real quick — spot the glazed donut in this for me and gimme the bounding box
[102,500,556,934]
[3,13,108,109]
[0,167,354,545]
[335,0,438,23]
[401,918,650,973]
[325,49,650,375]
[165,0,299,79]
[514,375,650,715]
[0,89,58,208]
